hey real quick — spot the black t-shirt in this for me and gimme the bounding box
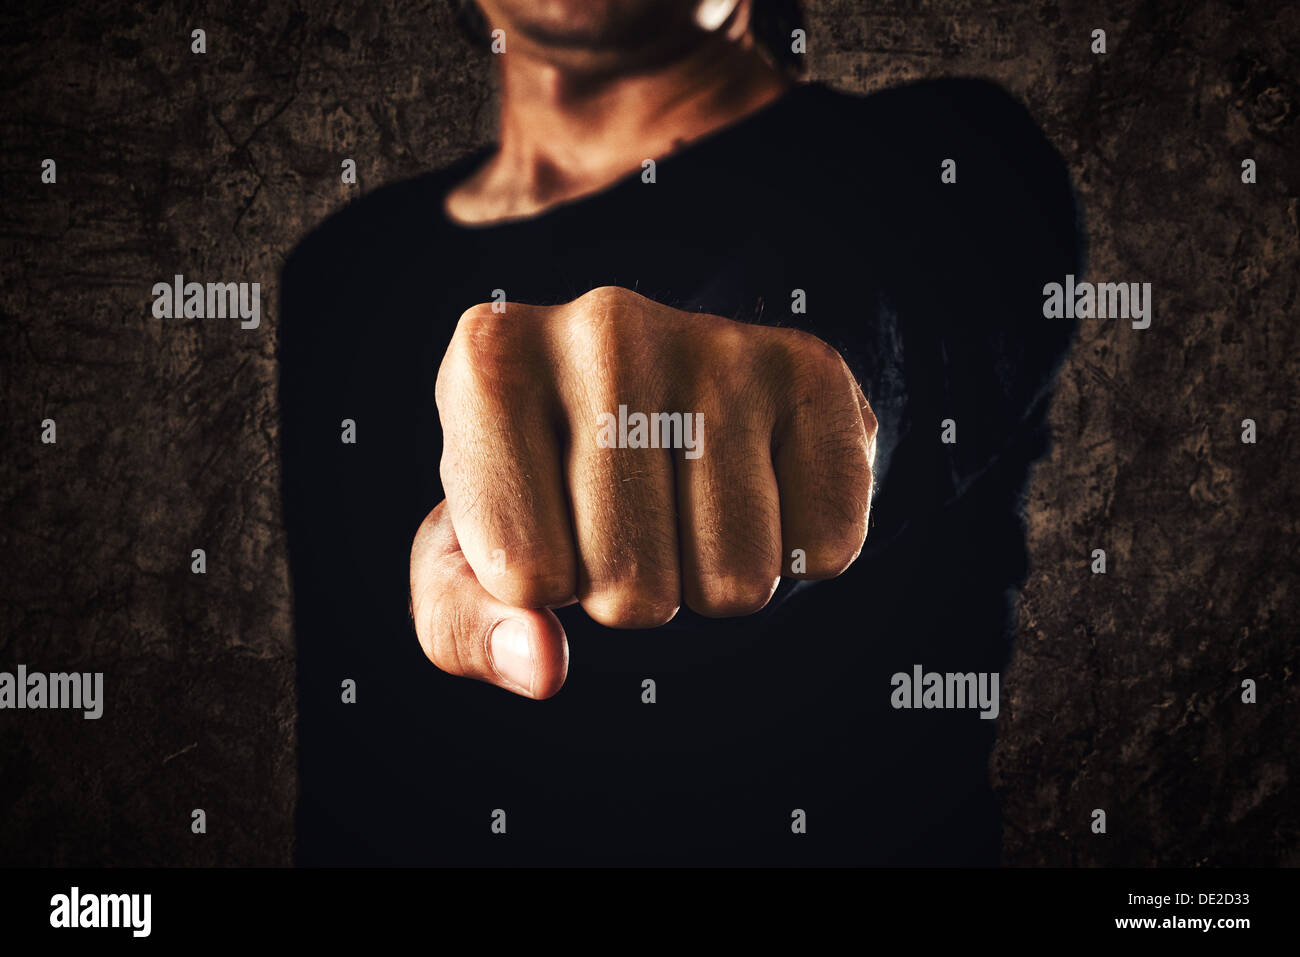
[280,78,1083,865]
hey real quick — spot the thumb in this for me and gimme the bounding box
[410,500,569,699]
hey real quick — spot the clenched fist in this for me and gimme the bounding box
[410,285,877,698]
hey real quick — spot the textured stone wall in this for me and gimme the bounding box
[1,0,1295,865]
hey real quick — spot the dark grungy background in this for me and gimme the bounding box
[1,0,1296,866]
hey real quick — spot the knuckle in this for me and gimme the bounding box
[562,286,661,363]
[769,325,843,375]
[581,575,679,629]
[437,454,460,499]
[823,428,875,497]
[861,400,879,439]
[451,305,515,370]
[687,570,779,618]
[490,556,574,609]
[763,327,860,420]
[565,291,628,348]
[421,590,472,677]
[794,488,871,578]
[796,529,867,579]
[437,309,540,430]
[575,284,642,311]
[441,302,542,401]
[457,300,502,325]
[710,320,761,380]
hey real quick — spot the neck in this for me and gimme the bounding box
[447,31,791,224]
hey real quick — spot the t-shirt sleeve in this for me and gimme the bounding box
[279,192,443,628]
[884,78,1085,505]
[278,222,360,644]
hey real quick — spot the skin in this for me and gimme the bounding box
[444,0,792,224]
[412,2,877,698]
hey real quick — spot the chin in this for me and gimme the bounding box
[492,0,704,51]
